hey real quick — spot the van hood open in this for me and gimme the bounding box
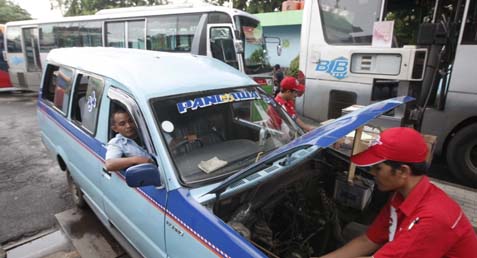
[207,96,414,195]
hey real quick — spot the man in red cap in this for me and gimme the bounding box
[272,76,313,132]
[321,127,477,258]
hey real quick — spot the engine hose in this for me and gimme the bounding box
[250,239,280,258]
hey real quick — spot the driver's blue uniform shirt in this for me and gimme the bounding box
[106,133,150,160]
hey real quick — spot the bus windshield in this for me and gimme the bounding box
[318,0,382,45]
[235,16,272,74]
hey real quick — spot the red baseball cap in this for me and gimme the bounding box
[351,127,428,166]
[280,76,301,91]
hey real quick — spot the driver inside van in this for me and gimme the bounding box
[105,109,153,171]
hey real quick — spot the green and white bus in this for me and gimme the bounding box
[4,4,272,91]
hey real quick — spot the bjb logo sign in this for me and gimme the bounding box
[315,56,348,79]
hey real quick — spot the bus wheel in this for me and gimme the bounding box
[446,124,477,186]
[66,170,86,208]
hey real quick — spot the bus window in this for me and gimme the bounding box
[39,24,57,52]
[79,21,102,47]
[318,0,381,45]
[462,0,477,44]
[106,22,126,48]
[58,23,83,48]
[23,27,42,72]
[147,14,200,52]
[127,20,145,49]
[234,15,271,74]
[40,21,102,51]
[209,27,238,69]
[208,12,232,24]
[6,26,22,53]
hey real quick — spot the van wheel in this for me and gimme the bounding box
[66,171,86,208]
[446,124,477,186]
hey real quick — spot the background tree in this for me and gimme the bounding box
[286,55,299,77]
[0,0,31,23]
[51,0,168,17]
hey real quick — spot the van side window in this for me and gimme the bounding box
[41,64,74,115]
[71,73,104,134]
[108,101,145,147]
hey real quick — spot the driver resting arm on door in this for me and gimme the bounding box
[105,109,153,171]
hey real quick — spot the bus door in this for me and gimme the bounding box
[105,20,145,49]
[207,24,241,71]
[22,27,41,72]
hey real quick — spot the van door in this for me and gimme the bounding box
[207,24,241,70]
[66,72,108,216]
[98,86,167,258]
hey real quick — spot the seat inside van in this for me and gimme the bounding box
[73,77,89,123]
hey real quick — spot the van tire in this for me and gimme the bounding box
[66,170,86,208]
[446,124,477,186]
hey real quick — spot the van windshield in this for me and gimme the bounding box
[151,87,302,185]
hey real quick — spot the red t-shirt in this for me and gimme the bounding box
[275,94,296,119]
[367,176,477,258]
[267,95,297,129]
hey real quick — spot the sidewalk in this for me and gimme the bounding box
[431,178,477,229]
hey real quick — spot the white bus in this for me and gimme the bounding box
[3,4,272,91]
[298,0,477,185]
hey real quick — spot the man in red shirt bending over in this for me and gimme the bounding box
[272,76,313,132]
[320,127,477,258]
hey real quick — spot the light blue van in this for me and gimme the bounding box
[38,47,412,258]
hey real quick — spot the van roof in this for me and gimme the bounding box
[46,47,256,99]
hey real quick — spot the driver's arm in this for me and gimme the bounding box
[105,141,152,171]
[105,156,152,171]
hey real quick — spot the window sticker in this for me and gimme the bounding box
[87,91,97,112]
[177,91,260,114]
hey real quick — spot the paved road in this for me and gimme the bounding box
[0,92,73,244]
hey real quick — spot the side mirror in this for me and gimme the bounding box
[125,163,162,187]
[264,36,282,56]
[277,44,282,56]
[234,40,244,54]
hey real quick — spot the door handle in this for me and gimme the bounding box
[102,167,112,176]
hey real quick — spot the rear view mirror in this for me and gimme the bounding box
[234,40,244,54]
[125,163,162,187]
[264,36,282,56]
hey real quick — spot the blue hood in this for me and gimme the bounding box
[208,96,415,195]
